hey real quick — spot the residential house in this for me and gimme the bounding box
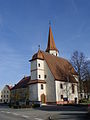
[0,85,12,103]
[11,76,30,105]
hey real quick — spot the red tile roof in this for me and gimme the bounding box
[30,50,78,83]
[30,49,44,61]
[11,76,31,90]
[46,26,58,52]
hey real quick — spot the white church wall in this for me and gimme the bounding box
[31,60,37,71]
[29,84,38,101]
[31,71,37,80]
[31,60,37,80]
[38,83,46,101]
[37,59,44,69]
[44,61,56,103]
[55,81,78,103]
[37,59,45,80]
[31,59,45,80]
[37,70,44,80]
[55,81,66,101]
[49,50,59,56]
[30,59,46,102]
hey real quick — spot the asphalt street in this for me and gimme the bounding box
[0,105,89,120]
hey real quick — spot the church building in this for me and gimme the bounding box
[29,25,78,104]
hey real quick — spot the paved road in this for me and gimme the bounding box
[0,105,89,120]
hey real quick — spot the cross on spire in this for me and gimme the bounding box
[38,45,40,50]
[49,20,51,26]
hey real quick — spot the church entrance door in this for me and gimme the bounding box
[41,94,46,104]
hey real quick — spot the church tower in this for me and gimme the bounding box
[46,25,59,56]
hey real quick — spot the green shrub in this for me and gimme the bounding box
[32,104,40,108]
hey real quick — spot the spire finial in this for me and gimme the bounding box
[38,45,40,51]
[49,20,51,26]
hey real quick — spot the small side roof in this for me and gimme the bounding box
[11,76,31,90]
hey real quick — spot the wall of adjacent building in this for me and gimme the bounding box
[11,87,29,104]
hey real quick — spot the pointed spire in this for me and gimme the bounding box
[46,25,58,52]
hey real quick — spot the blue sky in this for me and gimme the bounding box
[0,0,90,89]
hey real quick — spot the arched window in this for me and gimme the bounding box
[39,75,41,78]
[60,83,63,89]
[44,75,47,79]
[61,95,63,99]
[41,84,43,89]
[38,63,40,67]
[72,84,75,93]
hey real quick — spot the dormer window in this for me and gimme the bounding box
[38,63,40,67]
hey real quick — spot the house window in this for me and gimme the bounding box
[39,75,41,78]
[44,75,47,79]
[61,95,63,99]
[81,94,82,98]
[38,63,40,67]
[7,95,8,98]
[72,84,75,93]
[41,84,43,90]
[60,83,63,89]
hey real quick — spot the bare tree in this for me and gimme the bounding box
[70,51,89,99]
[83,61,90,100]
